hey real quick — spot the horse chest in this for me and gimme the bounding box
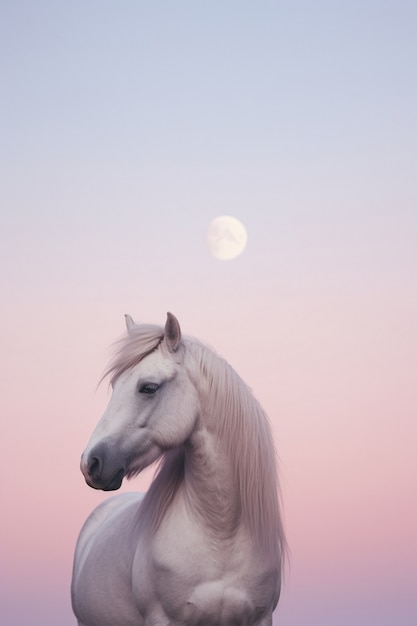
[132,512,274,625]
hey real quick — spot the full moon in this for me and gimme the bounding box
[207,216,248,260]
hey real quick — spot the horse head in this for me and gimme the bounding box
[80,313,200,491]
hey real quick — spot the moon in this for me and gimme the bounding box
[207,216,248,260]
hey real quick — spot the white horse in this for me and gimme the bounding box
[72,313,286,626]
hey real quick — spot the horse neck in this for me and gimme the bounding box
[184,424,241,539]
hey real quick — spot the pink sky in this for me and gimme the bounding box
[1,2,416,625]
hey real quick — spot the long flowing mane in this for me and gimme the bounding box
[103,325,286,564]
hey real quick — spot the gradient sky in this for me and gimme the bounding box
[1,2,416,625]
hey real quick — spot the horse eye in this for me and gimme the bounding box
[139,383,160,395]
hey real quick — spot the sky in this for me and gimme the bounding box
[1,1,416,624]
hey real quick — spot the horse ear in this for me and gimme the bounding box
[164,312,181,352]
[124,314,137,335]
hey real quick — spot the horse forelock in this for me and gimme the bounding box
[101,324,164,387]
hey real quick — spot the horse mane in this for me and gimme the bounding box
[103,325,286,565]
[184,339,286,563]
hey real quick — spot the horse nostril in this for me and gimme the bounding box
[88,456,101,480]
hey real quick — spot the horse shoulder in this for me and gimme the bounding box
[72,493,145,625]
[74,492,144,566]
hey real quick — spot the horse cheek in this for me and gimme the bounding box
[157,387,200,448]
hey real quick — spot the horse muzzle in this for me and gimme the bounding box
[80,442,126,491]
